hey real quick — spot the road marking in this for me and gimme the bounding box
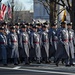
[13,66,21,69]
[0,67,75,75]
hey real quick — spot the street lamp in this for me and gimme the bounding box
[11,0,14,25]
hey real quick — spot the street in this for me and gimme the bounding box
[0,63,75,75]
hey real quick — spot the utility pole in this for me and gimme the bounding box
[11,0,14,25]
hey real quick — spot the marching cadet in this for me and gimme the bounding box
[31,25,41,64]
[15,23,20,34]
[2,22,10,35]
[43,22,49,33]
[7,26,19,65]
[19,25,30,65]
[0,26,7,66]
[29,24,35,62]
[55,22,69,66]
[41,25,49,63]
[26,23,31,34]
[26,23,33,62]
[37,23,42,33]
[67,22,75,66]
[49,23,58,61]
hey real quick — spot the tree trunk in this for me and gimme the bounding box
[50,2,54,24]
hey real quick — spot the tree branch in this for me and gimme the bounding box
[57,8,64,16]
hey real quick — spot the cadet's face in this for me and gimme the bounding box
[42,27,46,31]
[22,28,26,31]
[54,26,57,29]
[33,28,37,32]
[38,26,41,28]
[27,26,30,28]
[0,30,4,33]
[52,26,57,29]
[11,29,15,32]
[68,25,72,29]
[62,24,67,28]
[15,25,19,29]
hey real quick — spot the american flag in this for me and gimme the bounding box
[8,3,12,18]
[0,3,7,20]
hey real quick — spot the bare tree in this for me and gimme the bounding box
[55,0,72,21]
[38,0,57,25]
[38,0,72,24]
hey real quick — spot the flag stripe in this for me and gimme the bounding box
[2,4,7,12]
[0,3,7,20]
[8,3,12,18]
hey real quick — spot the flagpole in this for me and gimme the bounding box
[0,0,2,5]
[11,0,14,25]
[0,0,2,2]
[0,0,2,21]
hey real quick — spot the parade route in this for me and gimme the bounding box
[0,63,75,75]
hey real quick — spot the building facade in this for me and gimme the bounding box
[33,0,49,22]
[5,11,33,23]
[15,11,33,23]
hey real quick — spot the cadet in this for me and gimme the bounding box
[43,22,49,33]
[49,23,58,61]
[41,25,49,63]
[29,24,35,62]
[26,23,31,34]
[55,22,69,66]
[2,22,10,35]
[15,23,20,34]
[67,23,75,66]
[31,25,41,64]
[37,23,42,33]
[0,26,7,66]
[19,25,30,65]
[7,26,19,65]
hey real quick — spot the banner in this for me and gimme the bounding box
[62,10,66,22]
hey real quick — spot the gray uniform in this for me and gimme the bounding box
[7,32,19,64]
[68,29,75,64]
[41,30,49,62]
[0,32,7,65]
[55,28,69,64]
[49,28,58,58]
[19,31,30,64]
[31,31,41,63]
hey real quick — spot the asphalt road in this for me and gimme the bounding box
[0,69,66,75]
[0,63,75,75]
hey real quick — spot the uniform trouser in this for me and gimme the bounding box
[24,57,29,63]
[34,45,41,62]
[24,46,29,63]
[41,46,49,62]
[11,46,19,64]
[65,49,74,65]
[1,46,7,64]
